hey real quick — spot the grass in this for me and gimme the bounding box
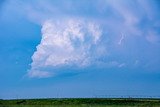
[0,98,160,107]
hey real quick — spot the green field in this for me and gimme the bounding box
[1,98,160,107]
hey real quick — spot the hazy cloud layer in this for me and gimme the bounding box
[17,0,160,78]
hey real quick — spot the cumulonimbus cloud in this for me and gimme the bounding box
[28,19,103,78]
[25,0,160,78]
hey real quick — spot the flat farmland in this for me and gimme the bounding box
[0,98,160,107]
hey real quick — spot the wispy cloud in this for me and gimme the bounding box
[118,34,125,45]
[28,70,52,78]
[146,31,160,44]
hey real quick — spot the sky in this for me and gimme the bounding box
[0,0,160,99]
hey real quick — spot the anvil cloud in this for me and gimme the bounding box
[24,0,160,78]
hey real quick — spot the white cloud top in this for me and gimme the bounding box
[28,19,102,77]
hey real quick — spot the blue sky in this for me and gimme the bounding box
[0,0,160,99]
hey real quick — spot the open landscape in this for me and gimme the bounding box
[0,0,160,107]
[1,98,160,107]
